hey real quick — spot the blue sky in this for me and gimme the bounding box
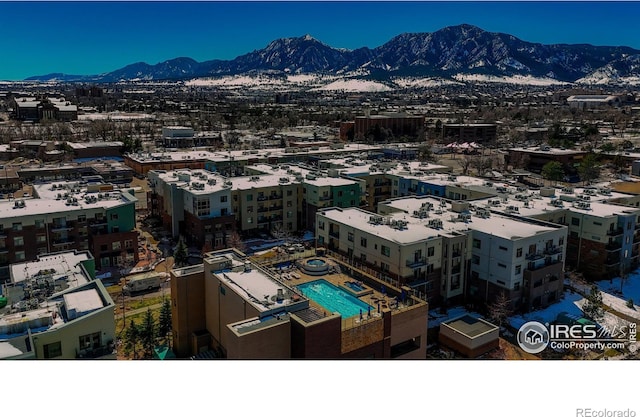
[1,1,639,80]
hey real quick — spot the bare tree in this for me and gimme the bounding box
[457,155,474,176]
[488,291,512,328]
[226,231,246,253]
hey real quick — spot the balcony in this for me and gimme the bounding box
[544,246,562,255]
[51,224,73,232]
[526,251,544,261]
[257,196,267,201]
[452,250,462,258]
[605,241,622,251]
[319,195,332,201]
[451,266,462,275]
[607,227,624,236]
[269,194,282,200]
[52,238,74,246]
[406,257,427,268]
[329,230,340,239]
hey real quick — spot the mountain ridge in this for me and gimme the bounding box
[24,24,640,84]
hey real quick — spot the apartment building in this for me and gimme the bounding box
[148,169,235,249]
[150,165,362,244]
[0,181,138,281]
[442,123,497,144]
[478,185,640,280]
[0,251,115,359]
[170,248,427,359]
[353,113,425,141]
[318,196,567,312]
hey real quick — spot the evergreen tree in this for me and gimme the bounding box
[173,237,188,268]
[582,285,604,322]
[140,309,157,359]
[158,298,172,344]
[123,319,140,359]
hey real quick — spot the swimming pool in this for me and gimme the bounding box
[297,279,373,318]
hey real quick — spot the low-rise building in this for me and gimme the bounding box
[0,251,115,359]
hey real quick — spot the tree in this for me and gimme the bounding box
[582,285,604,322]
[139,309,157,359]
[488,291,512,328]
[577,153,601,184]
[173,237,188,268]
[541,161,565,184]
[227,231,246,252]
[158,298,172,344]
[123,319,140,359]
[457,155,473,176]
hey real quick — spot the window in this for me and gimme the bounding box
[348,232,354,242]
[15,251,25,261]
[427,246,434,257]
[381,245,390,257]
[570,231,579,238]
[112,241,121,251]
[571,217,580,226]
[498,263,506,268]
[318,221,325,231]
[110,213,119,220]
[472,239,481,249]
[221,208,228,216]
[79,332,101,350]
[559,237,564,246]
[515,265,521,274]
[360,237,367,247]
[37,235,46,244]
[194,198,210,217]
[13,236,24,247]
[286,201,292,207]
[43,341,62,358]
[246,194,253,202]
[360,253,367,262]
[78,215,86,223]
[247,206,253,213]
[514,282,520,291]
[35,219,45,229]
[380,262,390,272]
[247,217,253,224]
[338,191,343,197]
[125,240,133,249]
[287,190,293,197]
[220,195,228,203]
[12,222,22,231]
[472,255,480,265]
[516,248,523,257]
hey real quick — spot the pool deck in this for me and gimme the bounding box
[269,257,400,319]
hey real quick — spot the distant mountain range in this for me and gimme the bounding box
[26,24,640,85]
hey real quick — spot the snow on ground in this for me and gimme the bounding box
[453,73,570,86]
[428,306,481,328]
[392,77,462,89]
[312,79,393,92]
[186,75,286,88]
[595,274,640,321]
[577,75,640,85]
[510,291,584,329]
[78,112,155,121]
[510,288,633,332]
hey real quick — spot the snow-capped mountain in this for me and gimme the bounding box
[25,24,640,84]
[576,54,640,85]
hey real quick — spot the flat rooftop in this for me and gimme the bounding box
[10,251,92,288]
[442,315,498,338]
